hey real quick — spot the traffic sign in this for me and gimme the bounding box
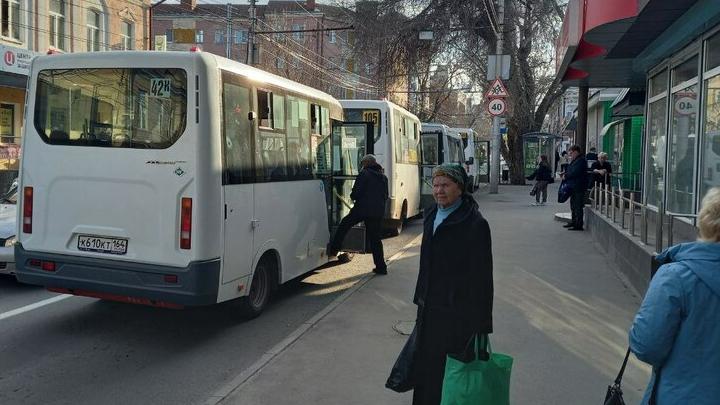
[488,98,506,116]
[674,93,696,116]
[486,78,509,99]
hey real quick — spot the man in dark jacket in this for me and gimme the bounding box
[563,144,588,230]
[327,154,389,274]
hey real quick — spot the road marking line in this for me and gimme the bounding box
[205,233,424,405]
[0,294,72,321]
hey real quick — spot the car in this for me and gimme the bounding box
[0,179,18,275]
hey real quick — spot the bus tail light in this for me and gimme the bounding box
[180,198,192,249]
[23,187,33,234]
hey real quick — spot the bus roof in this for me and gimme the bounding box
[30,51,342,111]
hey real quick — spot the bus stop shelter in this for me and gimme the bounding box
[522,132,563,177]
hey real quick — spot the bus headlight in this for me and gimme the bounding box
[5,236,16,247]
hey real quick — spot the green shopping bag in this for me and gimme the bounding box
[440,334,513,405]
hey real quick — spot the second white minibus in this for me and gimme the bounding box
[340,100,421,235]
[420,123,465,210]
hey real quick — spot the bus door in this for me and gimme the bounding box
[420,131,442,212]
[329,121,374,253]
[478,140,491,183]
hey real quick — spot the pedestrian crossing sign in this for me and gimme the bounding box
[486,78,509,99]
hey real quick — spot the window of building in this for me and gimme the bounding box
[1,0,21,41]
[291,56,300,69]
[120,20,134,50]
[649,69,668,99]
[667,66,699,214]
[49,0,66,49]
[275,57,285,69]
[706,31,720,73]
[195,30,204,43]
[672,55,699,87]
[646,70,668,208]
[329,30,336,44]
[214,30,224,44]
[292,24,305,41]
[86,10,101,52]
[234,29,248,44]
[165,29,174,43]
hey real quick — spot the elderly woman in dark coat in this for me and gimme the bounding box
[412,163,494,405]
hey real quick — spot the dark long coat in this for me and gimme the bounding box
[412,194,494,405]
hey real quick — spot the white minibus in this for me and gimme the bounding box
[449,127,487,191]
[420,123,465,210]
[340,100,421,235]
[16,51,373,316]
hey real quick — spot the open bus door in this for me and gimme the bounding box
[328,121,374,253]
[420,130,442,213]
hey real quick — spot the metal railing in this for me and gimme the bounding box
[589,181,697,254]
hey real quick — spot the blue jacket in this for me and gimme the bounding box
[629,242,720,404]
[564,156,588,191]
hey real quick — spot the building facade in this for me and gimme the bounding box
[152,0,397,103]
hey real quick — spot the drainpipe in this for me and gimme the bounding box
[149,0,169,50]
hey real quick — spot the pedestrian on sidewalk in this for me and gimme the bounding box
[629,187,720,405]
[590,152,612,188]
[411,163,494,405]
[561,145,588,231]
[327,154,389,274]
[527,154,553,206]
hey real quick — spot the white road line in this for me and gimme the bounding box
[0,294,72,321]
[205,233,424,405]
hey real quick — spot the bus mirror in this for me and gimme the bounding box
[248,111,257,121]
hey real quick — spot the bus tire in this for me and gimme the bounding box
[388,203,407,236]
[239,257,275,319]
[337,252,354,263]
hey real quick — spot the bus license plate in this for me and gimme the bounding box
[77,235,128,255]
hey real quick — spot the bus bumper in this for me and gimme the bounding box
[14,244,220,307]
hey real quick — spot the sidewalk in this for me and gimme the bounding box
[215,184,651,405]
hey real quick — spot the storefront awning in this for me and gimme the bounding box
[611,88,646,117]
[555,0,705,88]
[600,119,626,137]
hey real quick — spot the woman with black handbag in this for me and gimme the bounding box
[526,155,553,206]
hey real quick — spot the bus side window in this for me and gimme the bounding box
[258,90,272,128]
[222,80,254,184]
[311,104,320,133]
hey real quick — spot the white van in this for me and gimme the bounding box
[420,123,465,210]
[15,51,373,316]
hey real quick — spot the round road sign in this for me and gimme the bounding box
[488,98,506,116]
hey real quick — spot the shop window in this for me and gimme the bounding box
[672,55,699,87]
[700,74,720,200]
[667,83,698,214]
[1,0,21,41]
[649,70,668,98]
[292,24,305,41]
[0,104,14,143]
[705,31,720,72]
[195,30,204,43]
[645,98,667,208]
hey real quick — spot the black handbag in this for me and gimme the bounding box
[604,348,631,405]
[385,324,418,392]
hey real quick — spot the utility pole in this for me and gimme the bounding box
[489,0,505,194]
[247,0,257,65]
[226,3,232,59]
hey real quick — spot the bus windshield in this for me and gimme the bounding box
[34,68,187,149]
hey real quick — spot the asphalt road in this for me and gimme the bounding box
[0,220,424,405]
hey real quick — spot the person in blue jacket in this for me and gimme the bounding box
[629,187,720,404]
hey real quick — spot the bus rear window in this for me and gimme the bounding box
[34,68,187,148]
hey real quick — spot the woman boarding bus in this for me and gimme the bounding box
[15,51,372,317]
[341,100,422,235]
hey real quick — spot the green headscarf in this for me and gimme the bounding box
[432,163,468,189]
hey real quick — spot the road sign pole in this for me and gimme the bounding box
[489,2,505,194]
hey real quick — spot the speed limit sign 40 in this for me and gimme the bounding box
[488,98,506,116]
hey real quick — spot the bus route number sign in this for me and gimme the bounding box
[362,110,379,127]
[151,78,171,98]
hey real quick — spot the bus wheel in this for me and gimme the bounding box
[389,205,407,236]
[337,252,354,263]
[239,258,274,319]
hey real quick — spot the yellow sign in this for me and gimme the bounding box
[173,29,197,44]
[362,110,379,127]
